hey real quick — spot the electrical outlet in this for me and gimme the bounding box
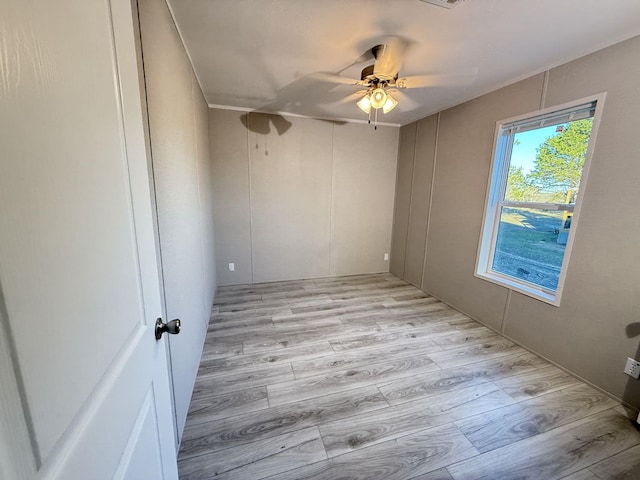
[228,262,235,272]
[624,357,640,379]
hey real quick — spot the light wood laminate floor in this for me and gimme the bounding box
[177,273,640,480]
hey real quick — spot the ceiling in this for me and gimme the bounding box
[167,0,640,126]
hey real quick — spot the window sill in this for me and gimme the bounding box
[474,271,561,307]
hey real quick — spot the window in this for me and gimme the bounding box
[476,95,605,305]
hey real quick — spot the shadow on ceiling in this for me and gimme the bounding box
[240,71,355,136]
[626,323,640,339]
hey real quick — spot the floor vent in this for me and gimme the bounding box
[419,0,466,9]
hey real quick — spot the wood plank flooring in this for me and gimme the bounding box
[177,273,640,480]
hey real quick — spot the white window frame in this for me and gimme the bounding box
[475,93,606,306]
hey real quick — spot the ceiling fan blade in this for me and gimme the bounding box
[333,47,376,75]
[309,72,364,86]
[373,37,407,80]
[352,49,375,65]
[389,89,420,111]
[397,69,478,88]
[335,91,368,105]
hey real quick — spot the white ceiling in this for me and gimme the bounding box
[167,0,640,126]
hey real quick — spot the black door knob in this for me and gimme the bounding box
[155,318,181,340]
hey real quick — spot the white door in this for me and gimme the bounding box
[0,0,178,479]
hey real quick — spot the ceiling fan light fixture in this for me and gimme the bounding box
[369,87,388,109]
[382,94,398,113]
[357,95,372,113]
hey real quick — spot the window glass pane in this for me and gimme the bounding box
[478,98,602,303]
[492,207,569,291]
[505,118,593,203]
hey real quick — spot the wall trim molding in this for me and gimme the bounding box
[207,104,402,127]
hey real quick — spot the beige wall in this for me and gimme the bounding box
[139,0,217,440]
[390,35,640,408]
[210,110,399,285]
[331,123,399,276]
[389,123,416,278]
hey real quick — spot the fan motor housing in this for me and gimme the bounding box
[360,64,398,84]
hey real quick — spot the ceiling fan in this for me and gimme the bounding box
[314,37,471,127]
